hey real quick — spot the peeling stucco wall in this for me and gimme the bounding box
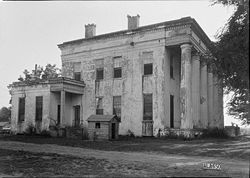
[59,24,223,136]
[10,84,51,133]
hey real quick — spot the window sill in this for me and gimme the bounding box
[143,74,153,77]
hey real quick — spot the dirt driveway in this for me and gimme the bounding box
[0,140,249,177]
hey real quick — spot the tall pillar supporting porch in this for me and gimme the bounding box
[200,60,208,128]
[191,54,201,128]
[60,90,66,125]
[207,65,214,128]
[180,43,193,129]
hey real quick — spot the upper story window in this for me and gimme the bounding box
[96,68,104,80]
[18,97,25,122]
[73,62,81,80]
[114,67,122,78]
[74,72,81,81]
[144,63,153,75]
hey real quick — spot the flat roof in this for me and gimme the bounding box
[58,16,212,49]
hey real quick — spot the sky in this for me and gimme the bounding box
[0,1,242,126]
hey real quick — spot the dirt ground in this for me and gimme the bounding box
[0,136,249,177]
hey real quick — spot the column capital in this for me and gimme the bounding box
[192,54,200,61]
[200,57,207,67]
[180,43,192,50]
[207,63,215,73]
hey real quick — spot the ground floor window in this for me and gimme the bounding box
[113,96,121,118]
[18,97,25,122]
[57,105,60,125]
[143,94,153,120]
[96,97,103,115]
[170,95,174,128]
[74,105,80,127]
[35,96,43,121]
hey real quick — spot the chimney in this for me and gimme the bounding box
[127,14,140,30]
[85,24,96,38]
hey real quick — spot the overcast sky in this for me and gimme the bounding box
[0,1,240,125]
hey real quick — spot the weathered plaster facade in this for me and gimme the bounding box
[10,16,224,136]
[9,78,85,133]
[57,16,224,136]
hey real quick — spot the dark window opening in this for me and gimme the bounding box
[170,54,174,79]
[114,67,122,78]
[35,96,43,121]
[74,72,81,81]
[170,95,174,128]
[96,97,103,115]
[143,94,153,120]
[95,122,101,129]
[57,105,61,125]
[113,96,121,118]
[18,97,25,122]
[144,63,153,75]
[74,105,80,127]
[96,68,104,80]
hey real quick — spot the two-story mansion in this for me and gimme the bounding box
[9,15,224,136]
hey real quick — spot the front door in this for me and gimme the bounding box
[111,123,116,139]
[74,105,80,127]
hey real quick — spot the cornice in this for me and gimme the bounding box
[9,77,85,89]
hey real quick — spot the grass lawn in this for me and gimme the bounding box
[1,134,249,161]
[0,149,125,177]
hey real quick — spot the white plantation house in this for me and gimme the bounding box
[9,15,223,137]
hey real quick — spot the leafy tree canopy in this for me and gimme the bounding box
[209,0,249,125]
[0,107,11,122]
[18,64,61,82]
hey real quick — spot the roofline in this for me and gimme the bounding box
[58,16,212,49]
[8,77,85,88]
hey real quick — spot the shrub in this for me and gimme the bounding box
[40,130,51,137]
[201,128,229,138]
[24,123,36,135]
[127,129,135,138]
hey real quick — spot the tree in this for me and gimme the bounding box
[18,64,61,81]
[0,107,11,122]
[210,0,249,125]
[41,64,61,80]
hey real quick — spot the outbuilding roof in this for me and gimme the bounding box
[87,115,120,122]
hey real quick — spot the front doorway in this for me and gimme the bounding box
[142,94,153,136]
[74,105,80,127]
[111,123,116,139]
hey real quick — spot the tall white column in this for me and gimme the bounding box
[60,90,65,125]
[218,79,224,129]
[207,65,214,128]
[200,61,208,128]
[213,74,220,129]
[191,54,200,128]
[180,44,193,129]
